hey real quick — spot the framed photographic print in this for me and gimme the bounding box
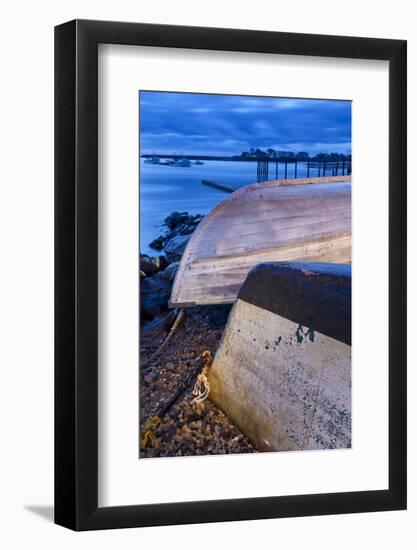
[55,20,406,530]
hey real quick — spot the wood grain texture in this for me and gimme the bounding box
[170,177,351,307]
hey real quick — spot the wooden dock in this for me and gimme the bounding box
[201,179,241,193]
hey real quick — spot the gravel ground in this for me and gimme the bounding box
[139,305,256,458]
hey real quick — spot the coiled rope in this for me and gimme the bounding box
[191,350,212,405]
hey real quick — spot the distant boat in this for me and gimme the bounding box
[169,158,191,167]
[144,155,161,164]
[194,160,204,165]
[169,176,351,307]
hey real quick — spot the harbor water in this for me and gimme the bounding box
[140,158,316,254]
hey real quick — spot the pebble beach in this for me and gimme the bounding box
[140,211,256,458]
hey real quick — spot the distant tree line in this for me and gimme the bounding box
[233,148,351,162]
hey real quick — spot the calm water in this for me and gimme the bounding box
[139,159,312,254]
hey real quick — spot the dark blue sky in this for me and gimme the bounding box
[139,91,351,156]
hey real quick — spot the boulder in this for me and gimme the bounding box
[175,221,200,236]
[149,236,165,251]
[140,263,179,318]
[149,212,203,253]
[164,211,190,229]
[140,254,166,275]
[141,273,171,318]
[141,290,170,319]
[164,235,190,261]
[162,261,179,283]
[141,316,167,341]
[141,309,179,341]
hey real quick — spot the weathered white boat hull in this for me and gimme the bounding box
[208,262,352,452]
[173,233,350,305]
[170,177,351,307]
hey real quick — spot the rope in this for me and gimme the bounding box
[191,350,212,405]
[140,416,161,450]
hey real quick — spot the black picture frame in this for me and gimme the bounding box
[55,19,407,531]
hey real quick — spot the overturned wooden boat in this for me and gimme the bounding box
[208,261,352,452]
[169,176,351,307]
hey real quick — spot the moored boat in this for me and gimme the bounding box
[169,175,351,307]
[169,158,191,167]
[144,155,161,164]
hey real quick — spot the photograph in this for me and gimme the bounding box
[139,91,352,458]
[0,1,409,540]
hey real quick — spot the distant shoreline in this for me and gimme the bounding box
[140,154,352,167]
[141,154,255,162]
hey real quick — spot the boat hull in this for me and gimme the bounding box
[170,176,351,307]
[208,262,352,452]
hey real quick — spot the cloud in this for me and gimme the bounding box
[139,91,351,156]
[190,107,213,113]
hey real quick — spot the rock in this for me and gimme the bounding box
[143,448,158,458]
[140,265,177,318]
[141,264,179,291]
[164,235,190,261]
[164,211,190,229]
[160,256,168,269]
[148,212,203,256]
[180,441,193,452]
[141,316,168,341]
[159,423,172,434]
[140,265,181,319]
[141,290,170,318]
[144,373,156,384]
[140,254,166,276]
[175,216,203,235]
[176,224,195,236]
[161,261,179,283]
[149,236,165,251]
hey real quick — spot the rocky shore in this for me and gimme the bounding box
[140,211,203,320]
[140,212,255,458]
